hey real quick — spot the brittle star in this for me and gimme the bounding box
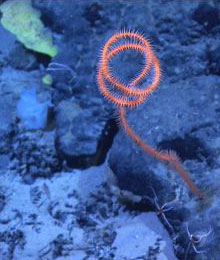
[97,30,202,199]
[185,223,212,260]
[151,187,174,232]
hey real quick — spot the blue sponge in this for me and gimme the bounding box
[17,88,50,130]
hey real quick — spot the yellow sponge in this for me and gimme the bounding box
[0,0,57,57]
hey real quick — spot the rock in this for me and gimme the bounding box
[113,212,178,260]
[55,98,110,169]
[109,75,220,259]
[192,2,220,32]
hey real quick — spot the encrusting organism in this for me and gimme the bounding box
[97,30,202,199]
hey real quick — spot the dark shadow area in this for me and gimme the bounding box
[56,118,119,169]
[158,135,211,165]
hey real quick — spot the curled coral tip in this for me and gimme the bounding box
[97,30,160,108]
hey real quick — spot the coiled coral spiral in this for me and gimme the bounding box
[97,30,201,199]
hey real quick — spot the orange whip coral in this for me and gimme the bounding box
[97,30,202,199]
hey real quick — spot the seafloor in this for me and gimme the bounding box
[0,0,220,260]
